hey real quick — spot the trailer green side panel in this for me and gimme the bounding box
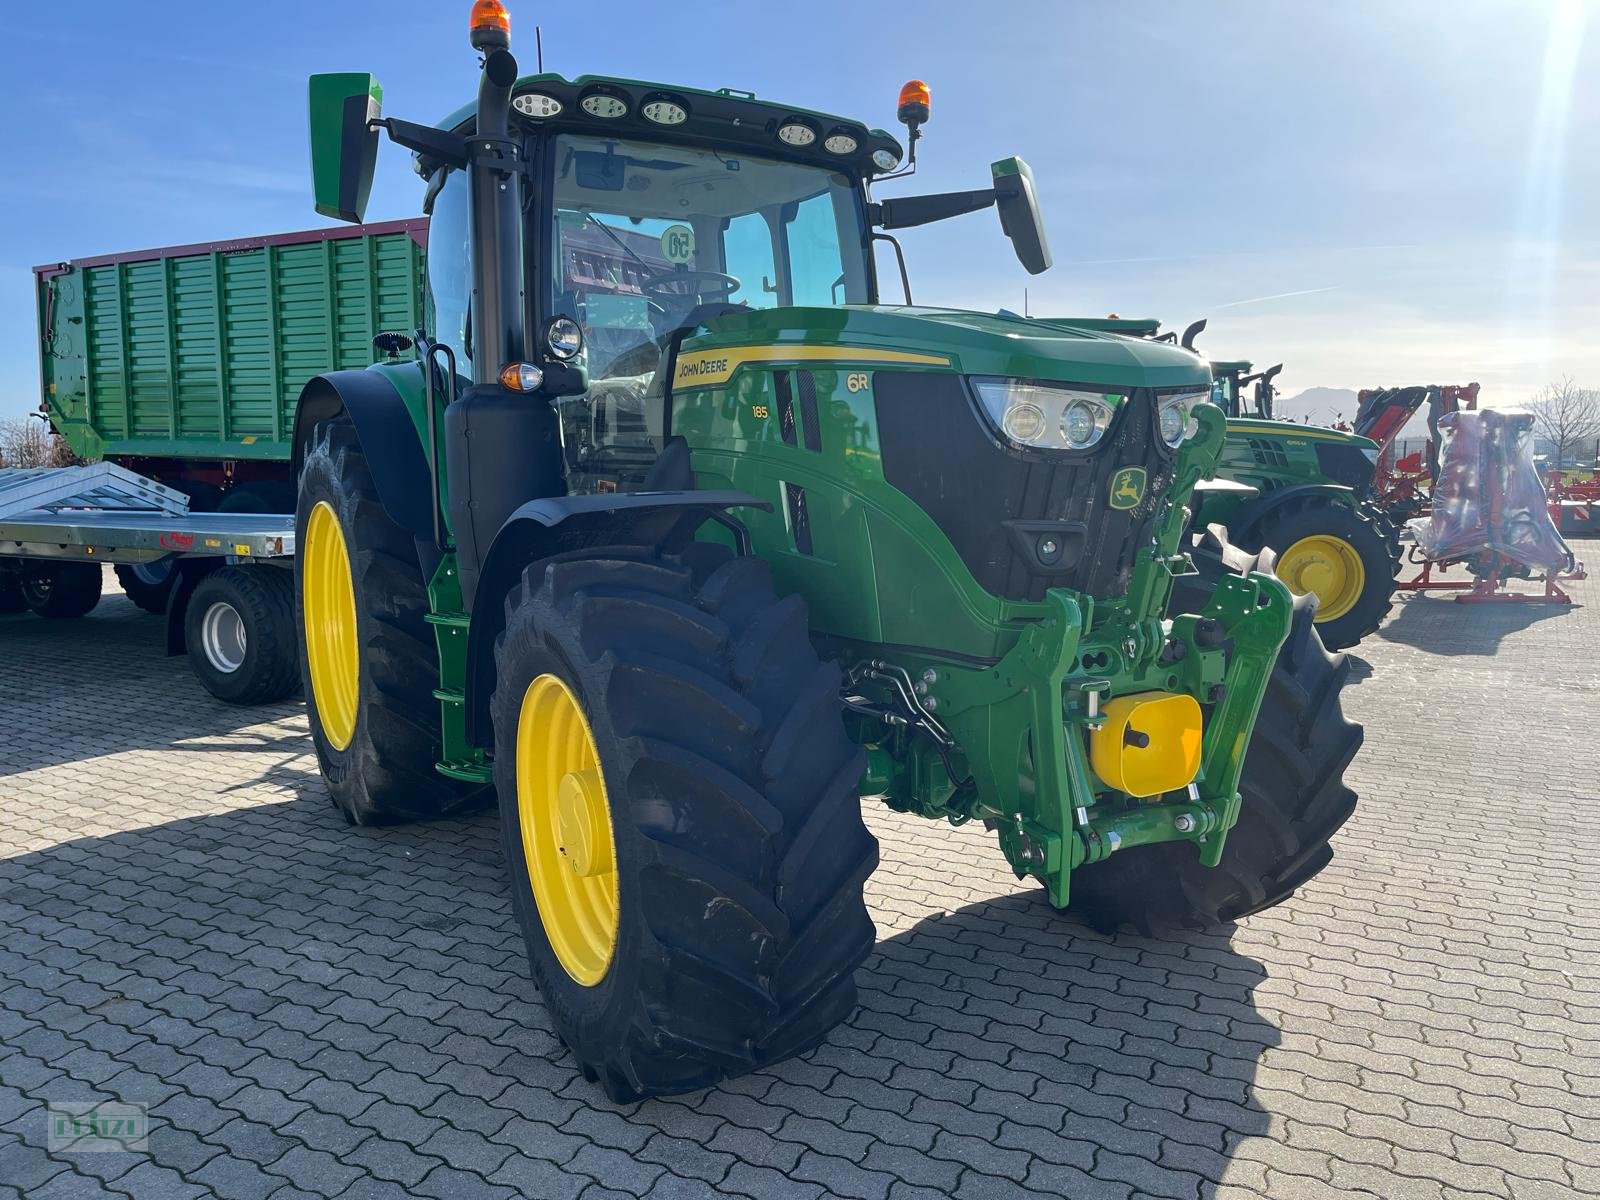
[35,219,427,464]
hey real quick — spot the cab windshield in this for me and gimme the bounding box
[548,133,872,384]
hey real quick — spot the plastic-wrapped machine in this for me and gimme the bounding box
[1410,408,1573,571]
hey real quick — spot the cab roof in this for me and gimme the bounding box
[1037,316,1164,338]
[439,73,904,178]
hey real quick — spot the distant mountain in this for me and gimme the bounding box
[1274,387,1360,427]
[1274,386,1432,439]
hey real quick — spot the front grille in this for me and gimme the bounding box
[774,370,823,452]
[1247,437,1290,469]
[875,374,1173,601]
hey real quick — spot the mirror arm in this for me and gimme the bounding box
[871,232,913,305]
[870,188,996,231]
[376,117,471,171]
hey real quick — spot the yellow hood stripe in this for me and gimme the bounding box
[1227,419,1369,445]
[673,344,951,390]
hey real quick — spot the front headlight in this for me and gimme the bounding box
[1156,391,1209,448]
[974,378,1117,451]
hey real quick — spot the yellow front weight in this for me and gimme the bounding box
[1088,691,1204,799]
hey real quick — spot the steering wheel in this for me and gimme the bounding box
[642,269,741,301]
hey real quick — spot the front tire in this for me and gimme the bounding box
[491,545,877,1101]
[22,563,103,619]
[296,415,486,824]
[185,566,300,705]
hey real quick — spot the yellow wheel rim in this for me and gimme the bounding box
[302,500,360,750]
[1277,534,1366,622]
[516,674,619,987]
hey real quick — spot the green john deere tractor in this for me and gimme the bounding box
[1044,318,1400,648]
[293,5,1360,1100]
[1192,343,1401,649]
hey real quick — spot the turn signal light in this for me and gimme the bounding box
[470,0,511,48]
[499,362,544,392]
[897,79,930,127]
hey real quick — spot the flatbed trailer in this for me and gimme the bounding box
[1,463,299,705]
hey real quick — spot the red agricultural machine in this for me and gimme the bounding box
[1547,468,1600,538]
[1353,383,1480,524]
[1356,381,1600,540]
[1394,407,1585,605]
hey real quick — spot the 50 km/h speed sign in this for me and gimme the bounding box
[660,224,695,264]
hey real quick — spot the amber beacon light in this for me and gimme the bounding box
[470,0,511,49]
[897,79,931,128]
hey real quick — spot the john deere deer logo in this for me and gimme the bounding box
[1109,467,1146,510]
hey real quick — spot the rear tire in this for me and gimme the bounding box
[1069,554,1362,935]
[1245,496,1397,649]
[21,563,103,619]
[296,415,488,824]
[185,566,301,705]
[491,544,878,1101]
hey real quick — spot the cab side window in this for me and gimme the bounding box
[722,212,777,309]
[425,169,472,374]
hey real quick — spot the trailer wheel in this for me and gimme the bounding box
[1245,496,1397,649]
[491,545,877,1101]
[183,566,300,705]
[115,560,178,615]
[1069,556,1361,935]
[21,563,103,619]
[296,415,487,824]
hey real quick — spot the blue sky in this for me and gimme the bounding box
[2,0,1595,422]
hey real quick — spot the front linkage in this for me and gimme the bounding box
[846,404,1293,907]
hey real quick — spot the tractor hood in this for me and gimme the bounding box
[681,305,1213,392]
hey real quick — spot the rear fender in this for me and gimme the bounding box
[462,491,770,747]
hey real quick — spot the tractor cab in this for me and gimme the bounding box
[1209,360,1282,420]
[346,68,1055,511]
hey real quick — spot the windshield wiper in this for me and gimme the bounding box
[580,210,654,274]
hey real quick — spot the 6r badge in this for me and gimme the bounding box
[1108,466,1147,510]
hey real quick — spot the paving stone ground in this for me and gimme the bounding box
[2,565,1597,1199]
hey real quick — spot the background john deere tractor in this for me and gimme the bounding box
[1202,348,1402,649]
[290,4,1360,1100]
[1048,318,1400,649]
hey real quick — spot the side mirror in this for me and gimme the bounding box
[309,73,383,223]
[991,157,1051,275]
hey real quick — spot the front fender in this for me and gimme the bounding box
[291,365,433,540]
[1226,482,1354,544]
[462,491,771,746]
